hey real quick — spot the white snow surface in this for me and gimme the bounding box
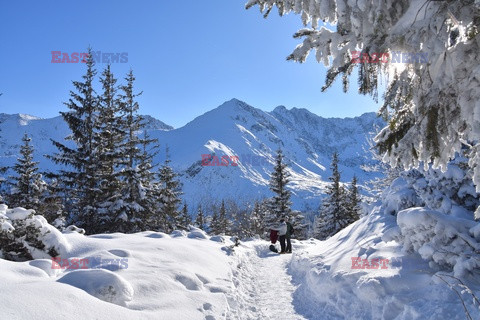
[287,213,479,319]
[2,213,479,319]
[1,229,234,319]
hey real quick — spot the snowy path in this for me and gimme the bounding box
[226,242,308,320]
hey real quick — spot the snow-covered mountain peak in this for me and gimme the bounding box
[0,100,383,210]
[207,98,258,118]
[140,115,173,131]
[0,113,43,126]
[272,105,288,113]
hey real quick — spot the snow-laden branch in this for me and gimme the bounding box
[246,0,480,216]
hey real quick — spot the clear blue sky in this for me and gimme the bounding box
[0,0,381,128]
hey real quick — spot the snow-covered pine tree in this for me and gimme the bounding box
[289,210,308,240]
[39,178,64,227]
[0,95,2,199]
[250,200,265,237]
[8,133,46,211]
[115,70,159,233]
[382,156,479,217]
[179,202,191,229]
[93,65,126,233]
[314,152,348,240]
[262,198,277,229]
[361,129,401,199]
[0,167,6,204]
[0,126,2,203]
[0,103,2,204]
[268,149,292,222]
[246,0,480,217]
[209,208,220,235]
[136,130,159,231]
[0,206,65,262]
[237,208,254,238]
[217,200,231,235]
[312,210,332,241]
[345,175,361,225]
[49,49,99,232]
[228,200,250,238]
[260,197,277,238]
[156,149,183,233]
[195,206,205,230]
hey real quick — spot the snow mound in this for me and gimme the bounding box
[396,207,480,277]
[30,215,71,257]
[58,269,134,306]
[187,227,209,239]
[29,259,63,277]
[143,231,170,239]
[209,235,225,243]
[170,230,187,237]
[286,210,480,319]
[0,230,233,319]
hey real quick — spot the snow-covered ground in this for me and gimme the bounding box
[226,240,310,320]
[229,213,480,320]
[1,229,233,320]
[287,214,478,320]
[2,208,479,320]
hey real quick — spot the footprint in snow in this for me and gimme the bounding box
[196,273,210,285]
[175,273,203,291]
[108,249,130,258]
[203,303,212,310]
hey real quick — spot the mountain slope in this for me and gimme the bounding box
[147,99,384,210]
[0,113,172,169]
[0,99,384,210]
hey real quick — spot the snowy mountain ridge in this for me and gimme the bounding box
[0,99,384,210]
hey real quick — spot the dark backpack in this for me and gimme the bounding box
[287,223,294,235]
[269,244,278,253]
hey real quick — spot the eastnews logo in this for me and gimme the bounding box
[201,154,270,167]
[351,257,415,270]
[351,51,429,64]
[51,256,129,269]
[51,51,128,63]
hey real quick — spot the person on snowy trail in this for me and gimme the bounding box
[276,218,288,254]
[285,219,294,254]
